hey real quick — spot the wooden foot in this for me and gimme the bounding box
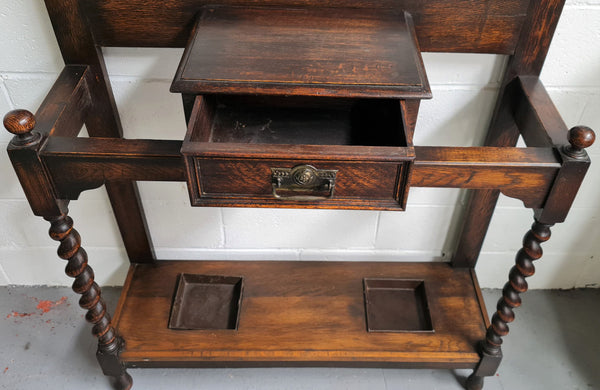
[466,373,484,390]
[45,212,132,388]
[110,372,133,390]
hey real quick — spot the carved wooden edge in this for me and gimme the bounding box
[412,146,560,209]
[45,212,132,390]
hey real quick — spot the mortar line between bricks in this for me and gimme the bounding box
[0,79,16,109]
[0,263,11,284]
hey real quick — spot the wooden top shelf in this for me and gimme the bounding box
[170,6,431,99]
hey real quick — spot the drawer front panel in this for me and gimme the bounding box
[187,157,410,210]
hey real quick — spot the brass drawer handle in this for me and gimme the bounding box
[271,165,337,201]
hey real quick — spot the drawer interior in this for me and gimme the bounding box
[188,95,408,147]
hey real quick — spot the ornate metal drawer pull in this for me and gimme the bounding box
[271,165,337,201]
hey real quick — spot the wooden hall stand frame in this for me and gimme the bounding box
[2,1,596,390]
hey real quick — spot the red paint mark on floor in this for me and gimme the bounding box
[6,311,34,319]
[36,297,67,313]
[3,367,8,373]
[6,297,68,319]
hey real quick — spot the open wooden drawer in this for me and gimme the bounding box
[172,5,431,210]
[181,94,414,209]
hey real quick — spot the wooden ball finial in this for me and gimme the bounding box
[3,109,36,136]
[564,126,595,158]
[568,126,595,150]
[3,109,40,146]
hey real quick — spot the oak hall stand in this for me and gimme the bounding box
[3,2,595,390]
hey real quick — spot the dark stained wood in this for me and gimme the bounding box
[45,212,132,390]
[6,1,595,388]
[534,127,594,224]
[182,93,414,210]
[185,142,415,161]
[452,190,501,268]
[4,110,66,216]
[45,0,155,264]
[452,79,521,268]
[113,261,486,367]
[191,158,407,210]
[480,220,553,367]
[401,100,420,146]
[412,146,560,208]
[453,0,568,268]
[37,139,569,212]
[34,65,90,138]
[44,0,123,138]
[41,137,185,199]
[505,0,567,80]
[3,109,36,136]
[205,97,408,147]
[564,125,595,153]
[171,7,431,99]
[84,0,528,54]
[514,76,569,147]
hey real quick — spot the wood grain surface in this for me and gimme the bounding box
[171,6,430,98]
[114,261,486,368]
[84,0,529,54]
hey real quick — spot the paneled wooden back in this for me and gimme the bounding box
[83,0,530,54]
[45,0,566,76]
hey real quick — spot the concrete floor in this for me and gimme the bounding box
[1,286,599,390]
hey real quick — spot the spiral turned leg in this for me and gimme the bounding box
[467,219,553,390]
[45,212,132,390]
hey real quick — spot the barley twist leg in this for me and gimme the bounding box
[45,212,132,390]
[466,219,553,390]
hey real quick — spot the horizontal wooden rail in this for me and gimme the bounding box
[514,76,569,147]
[35,65,90,138]
[41,137,561,209]
[412,146,560,208]
[41,137,185,199]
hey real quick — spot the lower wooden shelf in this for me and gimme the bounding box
[113,261,487,369]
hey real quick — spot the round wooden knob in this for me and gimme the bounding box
[3,109,36,136]
[568,126,595,151]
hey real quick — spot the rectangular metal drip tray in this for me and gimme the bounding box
[169,273,243,330]
[363,278,433,332]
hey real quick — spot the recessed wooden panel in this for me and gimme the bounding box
[364,279,434,332]
[169,274,243,330]
[83,0,530,54]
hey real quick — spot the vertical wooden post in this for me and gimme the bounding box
[452,0,567,268]
[44,0,155,263]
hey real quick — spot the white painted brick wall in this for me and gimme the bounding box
[1,0,599,288]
